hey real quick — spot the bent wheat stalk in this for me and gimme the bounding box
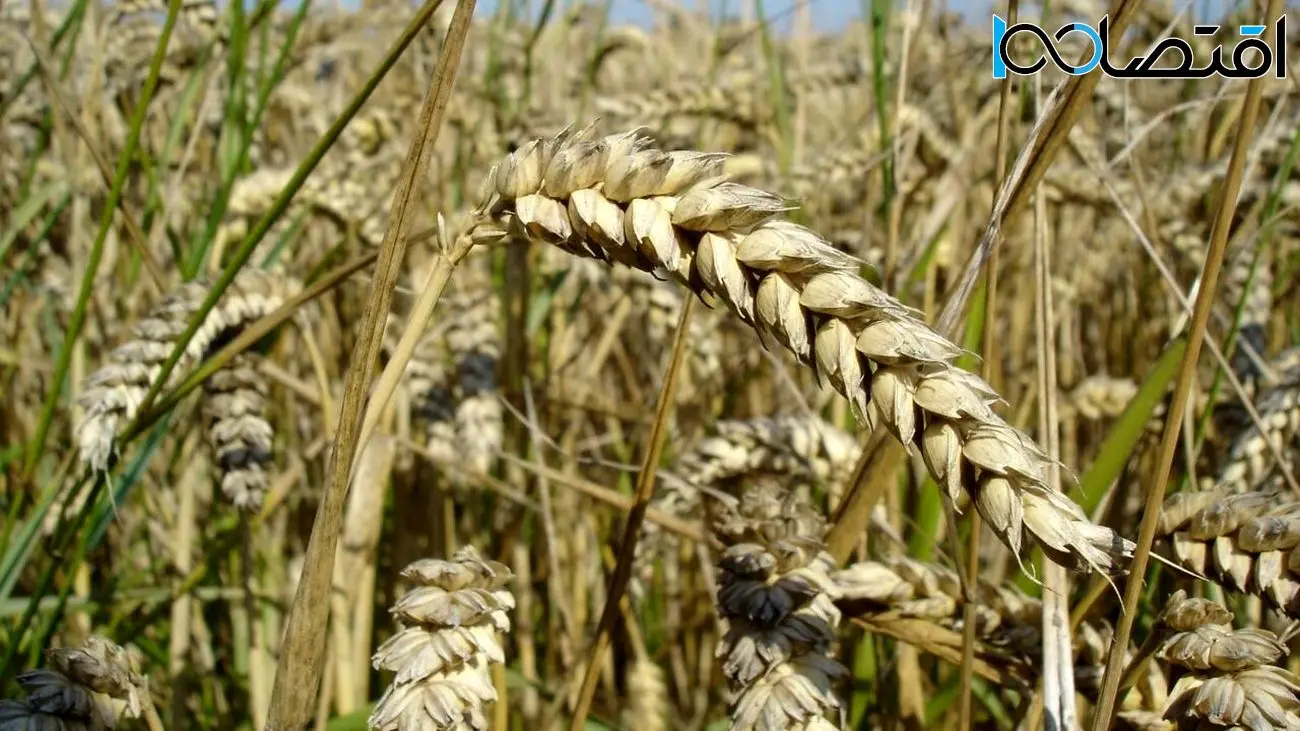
[472,123,1133,574]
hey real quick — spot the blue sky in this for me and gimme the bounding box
[474,0,920,30]
[471,0,1263,29]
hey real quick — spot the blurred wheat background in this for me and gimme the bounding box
[1,0,1298,729]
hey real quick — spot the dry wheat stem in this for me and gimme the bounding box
[265,1,471,727]
[475,122,1133,576]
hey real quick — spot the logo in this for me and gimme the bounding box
[992,14,1287,79]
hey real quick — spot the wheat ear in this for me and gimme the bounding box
[388,252,503,483]
[201,352,274,511]
[1159,488,1300,617]
[76,270,297,475]
[635,415,858,600]
[369,546,515,731]
[1065,375,1138,421]
[441,255,504,480]
[622,656,669,731]
[714,483,845,731]
[1210,354,1300,496]
[0,636,150,731]
[834,554,1041,649]
[835,557,1166,708]
[474,123,1134,574]
[1156,590,1300,730]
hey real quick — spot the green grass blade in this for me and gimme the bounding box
[1070,335,1187,513]
[0,181,69,267]
[129,0,444,430]
[22,0,187,479]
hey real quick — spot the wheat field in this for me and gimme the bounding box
[1,0,1299,729]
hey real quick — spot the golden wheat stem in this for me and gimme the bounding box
[569,296,694,731]
[354,223,477,480]
[1088,2,1281,723]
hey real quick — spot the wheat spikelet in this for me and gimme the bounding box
[681,416,858,493]
[389,252,502,481]
[76,270,298,475]
[0,636,148,731]
[1075,622,1171,725]
[442,256,503,480]
[369,546,514,731]
[1155,109,1300,222]
[101,0,221,94]
[201,352,274,511]
[475,123,1134,574]
[784,55,869,96]
[834,555,1040,651]
[1156,591,1300,730]
[383,307,450,473]
[1159,489,1300,617]
[594,83,765,133]
[834,556,1176,710]
[1221,246,1274,390]
[714,484,845,731]
[221,107,406,261]
[785,148,882,209]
